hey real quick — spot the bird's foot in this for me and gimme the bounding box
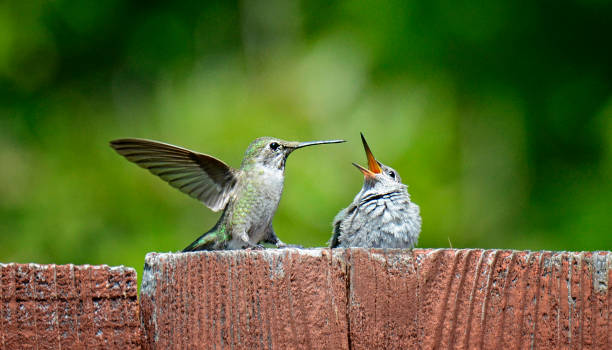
[245,243,265,250]
[276,241,304,249]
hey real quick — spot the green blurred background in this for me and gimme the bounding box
[1,1,611,284]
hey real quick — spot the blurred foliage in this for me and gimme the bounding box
[1,0,612,285]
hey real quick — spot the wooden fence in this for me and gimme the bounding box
[2,249,612,349]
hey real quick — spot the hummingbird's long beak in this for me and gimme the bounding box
[293,139,346,149]
[352,162,377,179]
[360,133,382,174]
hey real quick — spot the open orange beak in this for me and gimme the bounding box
[361,133,382,173]
[353,133,382,178]
[352,162,376,178]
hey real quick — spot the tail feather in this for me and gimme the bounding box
[328,221,340,248]
[183,231,218,252]
[183,210,229,252]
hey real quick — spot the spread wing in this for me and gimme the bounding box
[110,138,238,211]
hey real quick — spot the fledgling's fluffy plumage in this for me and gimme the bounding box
[330,134,421,248]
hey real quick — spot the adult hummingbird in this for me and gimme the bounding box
[329,133,421,248]
[110,137,345,251]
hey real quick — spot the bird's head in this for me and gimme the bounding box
[353,133,403,190]
[242,137,345,170]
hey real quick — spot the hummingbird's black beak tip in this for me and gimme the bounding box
[360,133,369,147]
[324,139,346,144]
[294,139,346,149]
[358,133,382,174]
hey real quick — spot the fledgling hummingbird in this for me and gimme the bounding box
[329,133,421,248]
[110,137,345,251]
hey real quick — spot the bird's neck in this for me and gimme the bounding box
[242,163,285,179]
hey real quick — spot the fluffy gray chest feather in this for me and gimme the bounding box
[332,190,421,248]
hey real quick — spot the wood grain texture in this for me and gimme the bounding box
[140,248,611,349]
[0,263,140,350]
[140,249,349,350]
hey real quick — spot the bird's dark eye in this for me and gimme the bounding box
[269,142,280,151]
[388,171,395,179]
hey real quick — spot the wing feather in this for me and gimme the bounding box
[110,138,237,211]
